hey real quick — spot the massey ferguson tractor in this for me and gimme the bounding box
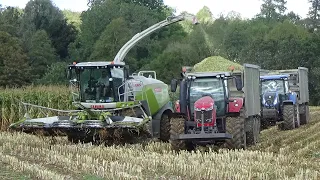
[169,64,262,151]
[9,12,199,145]
[260,67,310,130]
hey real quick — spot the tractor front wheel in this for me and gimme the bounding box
[159,113,170,142]
[282,104,295,130]
[225,109,246,149]
[170,117,187,151]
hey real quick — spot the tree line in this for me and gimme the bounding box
[0,0,320,104]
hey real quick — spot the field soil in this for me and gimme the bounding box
[0,107,320,179]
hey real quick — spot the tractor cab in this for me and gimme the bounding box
[260,74,289,109]
[171,68,238,132]
[67,61,129,108]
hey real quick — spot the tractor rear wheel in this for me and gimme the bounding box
[170,117,187,151]
[282,104,295,130]
[159,113,170,142]
[300,105,310,125]
[225,109,246,149]
[246,116,260,146]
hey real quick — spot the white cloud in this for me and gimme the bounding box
[1,0,311,18]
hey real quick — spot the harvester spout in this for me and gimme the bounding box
[113,12,199,64]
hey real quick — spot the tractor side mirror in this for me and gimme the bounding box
[235,76,243,91]
[171,79,178,92]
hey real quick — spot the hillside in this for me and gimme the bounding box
[0,108,320,179]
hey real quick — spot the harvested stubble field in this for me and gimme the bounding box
[1,87,320,179]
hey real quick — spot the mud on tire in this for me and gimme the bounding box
[225,110,246,149]
[169,117,187,151]
[300,105,309,125]
[160,113,170,142]
[246,116,260,146]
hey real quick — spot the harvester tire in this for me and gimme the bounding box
[246,116,260,146]
[225,109,246,149]
[160,113,170,142]
[300,105,310,125]
[170,117,187,151]
[282,104,295,130]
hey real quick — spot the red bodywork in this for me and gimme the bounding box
[228,97,243,113]
[194,96,216,127]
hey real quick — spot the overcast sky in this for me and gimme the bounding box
[1,0,311,19]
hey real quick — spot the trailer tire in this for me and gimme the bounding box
[225,109,246,149]
[170,117,187,151]
[282,104,295,130]
[159,113,170,142]
[246,116,260,146]
[300,105,309,125]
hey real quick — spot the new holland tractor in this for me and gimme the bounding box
[9,12,199,144]
[169,64,262,151]
[260,67,310,130]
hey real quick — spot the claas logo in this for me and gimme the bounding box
[154,87,162,92]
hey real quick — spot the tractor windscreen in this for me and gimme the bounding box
[261,79,286,95]
[79,67,124,103]
[189,78,225,117]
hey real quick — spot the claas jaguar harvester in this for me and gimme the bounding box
[260,67,310,130]
[169,64,262,151]
[9,12,199,144]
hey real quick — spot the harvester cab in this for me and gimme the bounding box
[260,67,310,130]
[169,64,262,151]
[9,12,199,145]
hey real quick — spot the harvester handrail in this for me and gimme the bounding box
[21,102,82,113]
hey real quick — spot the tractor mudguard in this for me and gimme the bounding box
[150,102,174,137]
[283,92,297,105]
[282,100,294,105]
[228,97,243,113]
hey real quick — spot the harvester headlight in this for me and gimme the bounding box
[192,76,196,80]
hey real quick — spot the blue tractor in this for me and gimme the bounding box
[260,67,310,130]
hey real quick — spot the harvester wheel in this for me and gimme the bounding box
[225,109,246,149]
[160,113,170,142]
[170,117,187,151]
[246,116,260,146]
[282,104,295,130]
[300,105,310,125]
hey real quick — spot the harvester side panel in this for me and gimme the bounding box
[298,67,309,104]
[243,64,261,118]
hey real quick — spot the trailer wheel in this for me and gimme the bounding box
[282,104,295,130]
[300,105,309,125]
[159,113,170,142]
[170,117,187,151]
[246,116,260,146]
[225,109,246,149]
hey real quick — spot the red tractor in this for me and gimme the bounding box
[169,64,261,151]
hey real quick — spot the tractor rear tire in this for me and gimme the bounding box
[300,105,310,125]
[282,104,295,130]
[246,116,260,146]
[225,110,246,149]
[160,113,170,142]
[170,117,187,151]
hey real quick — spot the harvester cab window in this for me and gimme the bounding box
[79,68,115,103]
[189,78,225,117]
